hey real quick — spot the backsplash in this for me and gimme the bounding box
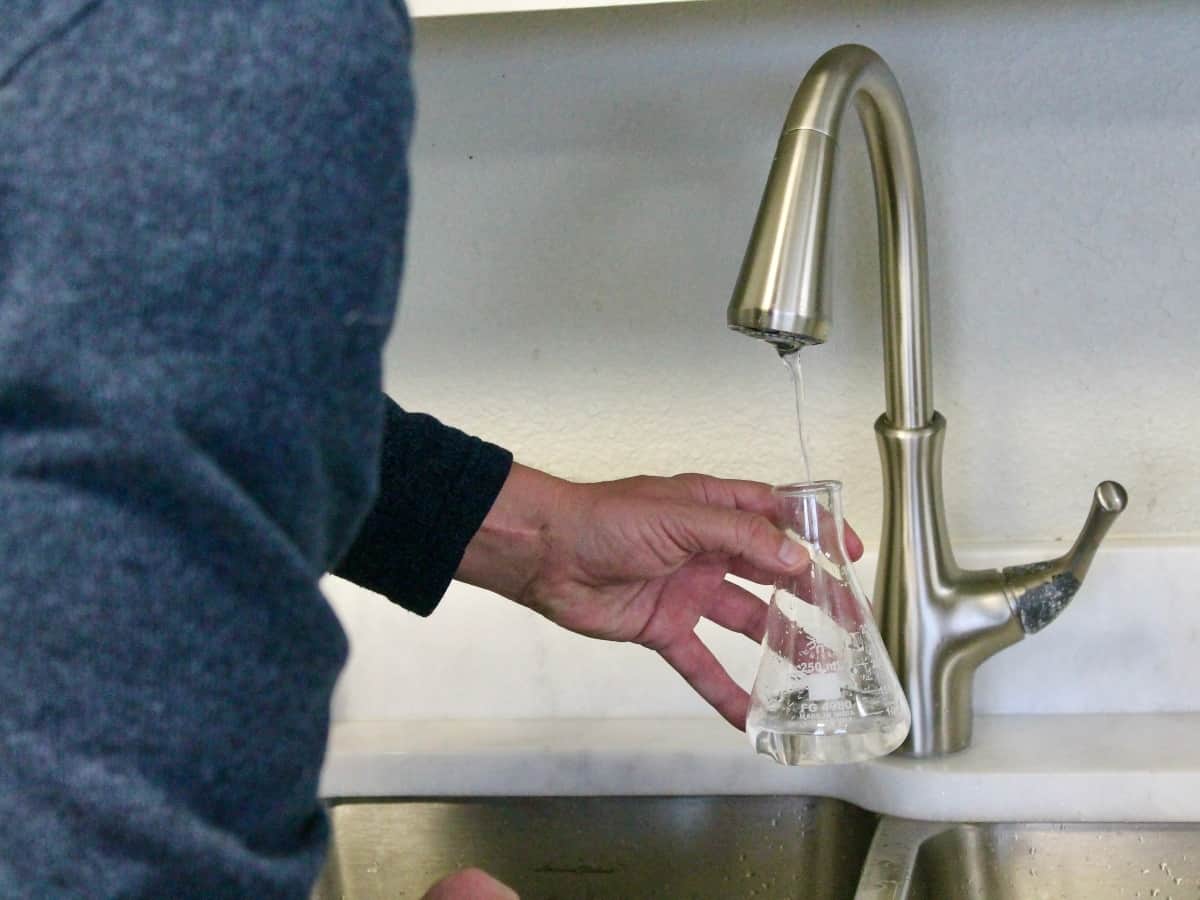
[327,542,1200,721]
[329,1,1200,724]
[387,0,1198,545]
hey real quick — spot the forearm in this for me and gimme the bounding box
[454,462,573,604]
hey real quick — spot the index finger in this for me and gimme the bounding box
[671,474,864,562]
[668,474,776,518]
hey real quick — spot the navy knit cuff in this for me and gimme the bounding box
[332,397,513,616]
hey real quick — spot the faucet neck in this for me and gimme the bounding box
[798,45,934,429]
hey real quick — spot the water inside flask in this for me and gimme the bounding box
[747,480,911,765]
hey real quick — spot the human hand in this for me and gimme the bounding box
[456,464,863,730]
[420,867,518,900]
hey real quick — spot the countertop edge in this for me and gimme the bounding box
[319,713,1200,822]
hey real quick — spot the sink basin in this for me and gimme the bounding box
[312,795,877,899]
[855,817,1200,900]
[312,791,1200,898]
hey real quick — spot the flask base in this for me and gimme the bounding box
[749,718,908,766]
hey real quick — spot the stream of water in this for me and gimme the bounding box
[780,348,813,483]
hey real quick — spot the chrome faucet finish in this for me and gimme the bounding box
[728,45,1127,756]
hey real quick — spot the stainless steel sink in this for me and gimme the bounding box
[855,817,1200,900]
[313,795,1200,899]
[312,796,877,899]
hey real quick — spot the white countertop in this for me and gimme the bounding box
[320,714,1200,822]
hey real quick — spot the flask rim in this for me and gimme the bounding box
[772,479,843,496]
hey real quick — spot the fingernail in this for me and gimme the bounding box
[778,538,807,567]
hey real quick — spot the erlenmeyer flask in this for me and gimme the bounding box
[747,481,911,765]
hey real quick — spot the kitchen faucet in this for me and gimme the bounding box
[727,44,1127,756]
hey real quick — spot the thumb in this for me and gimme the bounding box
[666,503,808,574]
[421,868,519,900]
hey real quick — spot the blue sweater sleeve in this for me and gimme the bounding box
[332,396,514,615]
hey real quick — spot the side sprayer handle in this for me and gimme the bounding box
[1002,481,1128,634]
[1066,481,1129,575]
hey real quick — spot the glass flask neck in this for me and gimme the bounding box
[771,480,849,565]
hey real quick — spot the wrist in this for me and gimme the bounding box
[454,462,575,604]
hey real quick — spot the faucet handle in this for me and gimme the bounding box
[1067,480,1128,569]
[1001,481,1127,634]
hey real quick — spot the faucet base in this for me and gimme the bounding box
[873,412,1024,757]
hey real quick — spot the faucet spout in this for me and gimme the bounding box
[727,44,933,429]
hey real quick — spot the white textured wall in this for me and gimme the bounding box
[389,0,1200,544]
[328,1,1200,724]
